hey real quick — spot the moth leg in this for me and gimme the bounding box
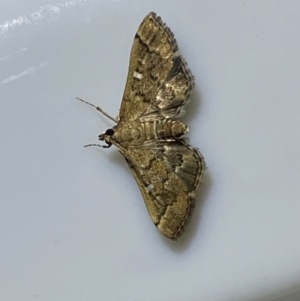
[84,143,112,148]
[75,96,117,123]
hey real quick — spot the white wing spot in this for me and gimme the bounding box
[153,120,157,139]
[146,184,154,192]
[154,196,163,206]
[133,71,143,80]
[156,196,162,202]
[175,166,180,173]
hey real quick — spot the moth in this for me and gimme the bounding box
[77,12,206,240]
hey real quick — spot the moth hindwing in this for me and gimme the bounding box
[78,12,206,240]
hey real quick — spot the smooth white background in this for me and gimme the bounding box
[1,1,300,300]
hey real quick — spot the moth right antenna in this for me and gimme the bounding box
[75,96,117,123]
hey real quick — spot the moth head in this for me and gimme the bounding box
[98,128,115,147]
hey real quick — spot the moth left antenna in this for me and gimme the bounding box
[75,96,117,123]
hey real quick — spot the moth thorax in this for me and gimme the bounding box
[131,128,141,140]
[160,120,188,138]
[115,126,142,143]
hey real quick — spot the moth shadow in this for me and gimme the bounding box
[181,87,202,124]
[107,149,127,166]
[85,146,127,169]
[160,171,212,252]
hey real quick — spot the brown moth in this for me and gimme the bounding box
[77,12,206,240]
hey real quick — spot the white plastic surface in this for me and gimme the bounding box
[1,1,300,300]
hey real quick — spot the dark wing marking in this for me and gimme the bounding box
[120,140,205,239]
[140,55,194,121]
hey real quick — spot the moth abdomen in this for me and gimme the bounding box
[155,119,188,139]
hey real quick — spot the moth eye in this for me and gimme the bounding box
[105,129,115,136]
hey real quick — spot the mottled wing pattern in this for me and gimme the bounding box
[119,12,194,122]
[121,140,205,240]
